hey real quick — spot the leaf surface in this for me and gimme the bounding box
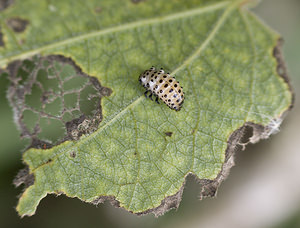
[0,0,292,216]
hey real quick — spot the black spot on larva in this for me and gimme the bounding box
[159,79,163,83]
[146,83,149,87]
[164,84,168,88]
[151,79,153,82]
[178,89,181,93]
[168,99,171,102]
[174,84,178,87]
[160,90,163,93]
[176,99,180,102]
[164,94,167,98]
[173,94,177,98]
[169,89,173,93]
[155,85,158,89]
[146,72,149,75]
[163,75,167,78]
[6,17,29,33]
[143,75,146,78]
[155,76,157,79]
[169,79,172,83]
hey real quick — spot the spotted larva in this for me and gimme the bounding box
[139,67,184,111]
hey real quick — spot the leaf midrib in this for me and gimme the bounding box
[0,1,230,67]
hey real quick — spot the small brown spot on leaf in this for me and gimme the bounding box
[6,17,29,33]
[18,38,25,45]
[46,159,53,164]
[94,6,102,13]
[131,0,146,4]
[100,86,112,97]
[0,27,4,47]
[70,151,76,158]
[164,131,173,137]
[0,0,14,11]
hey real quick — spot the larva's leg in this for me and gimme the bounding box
[144,91,148,98]
[155,96,159,104]
[149,93,153,100]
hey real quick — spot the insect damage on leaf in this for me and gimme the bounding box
[13,167,34,189]
[5,55,111,149]
[6,17,29,33]
[273,39,295,109]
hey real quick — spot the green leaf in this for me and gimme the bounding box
[0,0,293,217]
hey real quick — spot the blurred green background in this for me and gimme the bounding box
[0,0,299,227]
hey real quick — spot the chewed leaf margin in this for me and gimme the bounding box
[5,54,112,150]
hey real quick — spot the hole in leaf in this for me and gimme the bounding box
[6,55,112,148]
[6,17,29,33]
[239,125,253,144]
[38,117,65,142]
[22,110,39,134]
